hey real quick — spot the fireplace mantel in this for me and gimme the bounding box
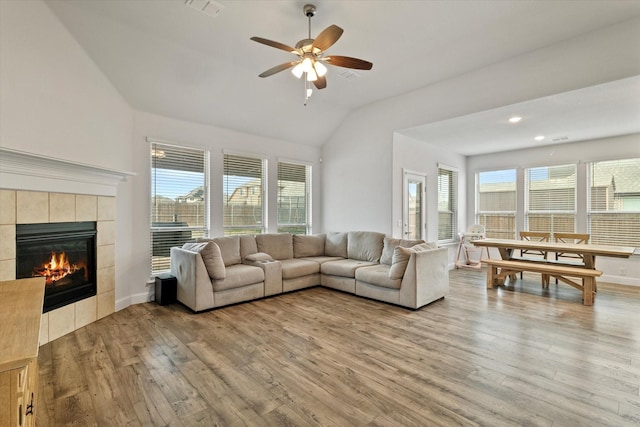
[0,147,135,196]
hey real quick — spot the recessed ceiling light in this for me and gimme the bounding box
[508,116,522,123]
[534,135,545,141]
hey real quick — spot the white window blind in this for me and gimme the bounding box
[277,162,311,234]
[476,169,516,239]
[437,167,458,242]
[526,164,576,234]
[150,142,209,274]
[588,158,640,248]
[223,153,266,235]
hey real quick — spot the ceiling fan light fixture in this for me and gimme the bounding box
[314,61,327,77]
[291,63,304,78]
[301,57,313,72]
[306,68,318,82]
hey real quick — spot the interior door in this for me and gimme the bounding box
[403,171,426,240]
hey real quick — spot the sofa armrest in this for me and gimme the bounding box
[242,259,283,296]
[170,247,215,312]
[400,247,449,308]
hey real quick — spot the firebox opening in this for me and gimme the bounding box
[16,221,97,313]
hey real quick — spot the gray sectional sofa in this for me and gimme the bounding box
[170,231,449,312]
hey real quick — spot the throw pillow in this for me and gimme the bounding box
[198,236,241,266]
[182,241,226,280]
[389,246,412,280]
[325,232,348,258]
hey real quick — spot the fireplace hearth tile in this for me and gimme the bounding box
[97,244,115,269]
[98,266,115,294]
[75,296,97,329]
[76,195,97,221]
[0,190,16,224]
[49,304,75,341]
[49,192,76,223]
[40,312,49,345]
[0,225,15,260]
[98,196,115,221]
[97,290,115,319]
[17,191,49,224]
[97,221,115,246]
[0,259,15,281]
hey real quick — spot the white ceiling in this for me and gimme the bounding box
[46,0,640,152]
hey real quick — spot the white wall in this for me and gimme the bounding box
[467,133,640,285]
[392,134,466,265]
[321,18,640,236]
[130,111,322,303]
[0,0,136,303]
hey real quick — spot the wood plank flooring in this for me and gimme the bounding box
[36,269,640,426]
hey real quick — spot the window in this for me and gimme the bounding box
[526,164,576,234]
[223,153,266,235]
[588,158,640,247]
[437,166,458,242]
[150,142,209,274]
[476,169,516,239]
[277,161,311,234]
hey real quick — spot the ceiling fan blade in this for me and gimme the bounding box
[313,75,327,90]
[324,56,373,70]
[312,25,343,52]
[250,37,297,54]
[259,62,298,78]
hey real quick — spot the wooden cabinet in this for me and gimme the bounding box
[0,278,45,427]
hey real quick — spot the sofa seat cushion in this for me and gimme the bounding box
[280,259,320,279]
[355,265,402,290]
[321,259,377,278]
[211,264,264,292]
[300,256,344,264]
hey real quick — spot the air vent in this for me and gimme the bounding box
[185,0,224,18]
[337,69,361,80]
[551,136,570,142]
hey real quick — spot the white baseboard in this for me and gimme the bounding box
[600,274,640,287]
[115,290,153,311]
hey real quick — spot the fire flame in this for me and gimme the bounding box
[34,251,85,285]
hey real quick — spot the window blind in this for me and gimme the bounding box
[588,158,640,247]
[526,164,576,234]
[476,169,516,239]
[277,162,311,234]
[223,154,265,235]
[150,142,208,274]
[437,167,458,242]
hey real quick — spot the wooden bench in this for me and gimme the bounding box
[483,259,602,306]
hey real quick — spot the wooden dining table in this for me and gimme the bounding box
[472,238,635,269]
[472,238,635,305]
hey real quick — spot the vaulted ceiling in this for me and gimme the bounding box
[46,0,640,151]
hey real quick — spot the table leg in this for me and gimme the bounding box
[487,265,497,289]
[583,277,594,306]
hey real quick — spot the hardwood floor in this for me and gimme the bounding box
[36,269,640,426]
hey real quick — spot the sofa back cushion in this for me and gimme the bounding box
[347,231,385,263]
[256,233,294,260]
[182,241,226,280]
[294,234,326,258]
[380,237,425,265]
[325,232,348,258]
[239,234,258,259]
[389,246,412,280]
[198,236,241,266]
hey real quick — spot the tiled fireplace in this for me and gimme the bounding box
[0,190,116,344]
[0,147,133,345]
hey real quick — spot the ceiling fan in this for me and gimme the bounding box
[250,3,372,101]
